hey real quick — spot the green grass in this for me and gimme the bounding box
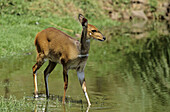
[0,15,117,58]
[0,23,38,57]
[0,14,75,58]
[0,96,34,112]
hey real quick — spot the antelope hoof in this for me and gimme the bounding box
[46,95,50,99]
[34,94,38,98]
[62,101,66,105]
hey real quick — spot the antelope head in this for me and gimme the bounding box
[78,14,106,41]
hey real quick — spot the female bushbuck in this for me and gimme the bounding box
[32,14,106,106]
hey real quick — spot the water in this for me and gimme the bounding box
[0,21,170,112]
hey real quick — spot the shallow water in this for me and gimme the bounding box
[0,21,170,112]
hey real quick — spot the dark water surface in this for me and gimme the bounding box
[0,21,170,112]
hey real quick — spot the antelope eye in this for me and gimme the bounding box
[92,30,97,32]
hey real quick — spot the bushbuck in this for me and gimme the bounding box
[32,14,106,106]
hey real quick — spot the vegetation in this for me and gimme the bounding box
[0,96,34,111]
[123,36,170,109]
[0,0,120,58]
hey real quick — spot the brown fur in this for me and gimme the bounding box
[34,24,104,64]
[35,27,80,64]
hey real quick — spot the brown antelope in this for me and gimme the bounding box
[32,14,106,106]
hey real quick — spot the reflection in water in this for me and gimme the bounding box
[121,21,170,111]
[34,99,49,112]
[125,34,170,108]
[167,21,170,32]
[0,21,170,111]
[3,78,10,98]
[32,95,91,112]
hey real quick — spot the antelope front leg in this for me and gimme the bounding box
[33,70,38,98]
[32,61,44,98]
[44,61,57,98]
[62,68,68,104]
[77,71,91,106]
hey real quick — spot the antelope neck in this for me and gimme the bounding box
[78,23,90,58]
[78,39,90,58]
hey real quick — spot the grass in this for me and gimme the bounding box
[0,23,37,57]
[0,96,34,112]
[0,14,76,58]
[0,15,117,58]
[0,0,121,58]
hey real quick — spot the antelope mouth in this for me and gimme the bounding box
[98,36,106,41]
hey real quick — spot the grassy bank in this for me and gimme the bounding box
[0,14,119,58]
[0,15,77,58]
[0,0,120,58]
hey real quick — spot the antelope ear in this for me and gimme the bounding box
[82,18,88,26]
[78,14,88,26]
[78,14,84,23]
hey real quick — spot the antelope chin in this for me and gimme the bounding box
[98,37,106,41]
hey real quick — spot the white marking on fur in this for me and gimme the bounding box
[85,92,91,106]
[34,72,38,97]
[86,39,90,42]
[77,54,89,58]
[77,72,85,82]
[44,59,48,62]
[45,74,50,96]
[35,72,38,91]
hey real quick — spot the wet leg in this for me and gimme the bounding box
[32,61,44,98]
[32,53,45,98]
[62,67,68,104]
[44,61,57,98]
[77,71,91,106]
